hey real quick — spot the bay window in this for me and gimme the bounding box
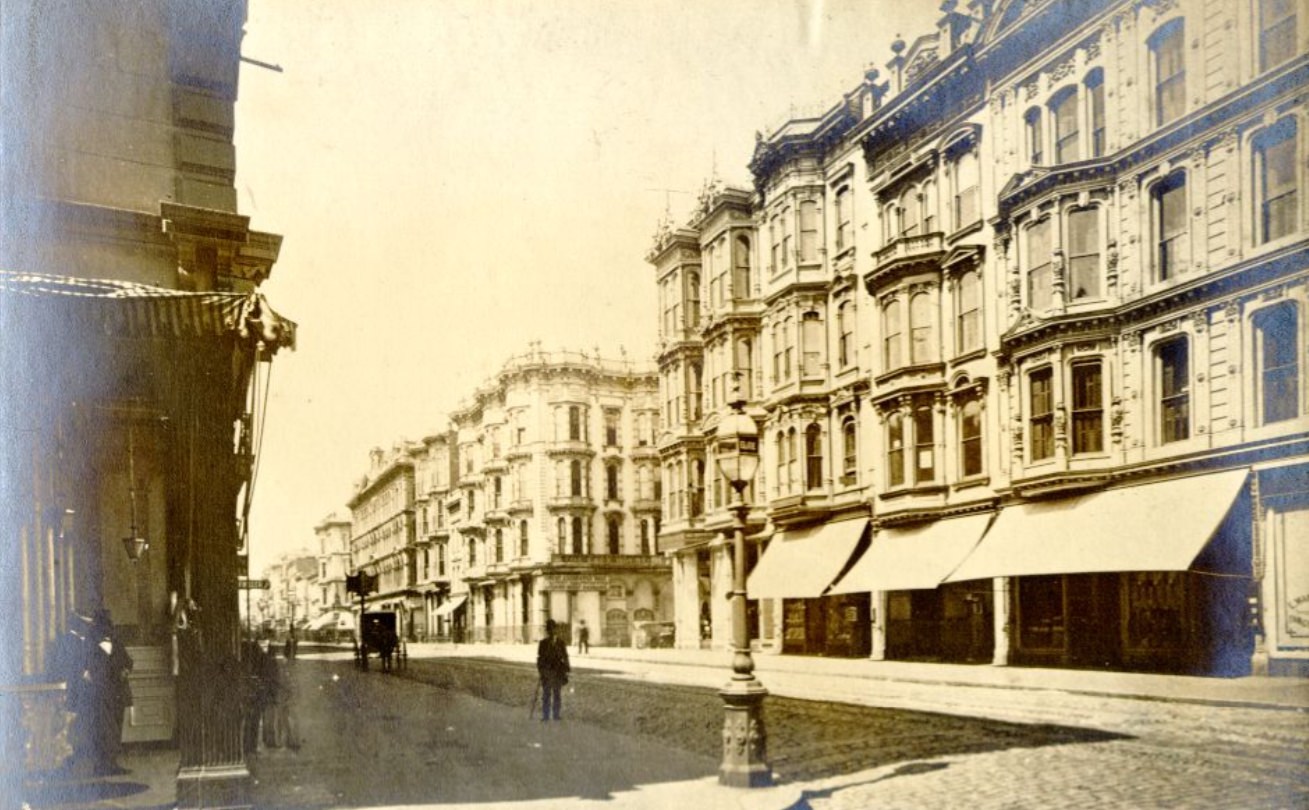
[1026,218,1053,311]
[1030,367,1054,461]
[1071,361,1104,454]
[1067,207,1101,301]
[1157,338,1190,444]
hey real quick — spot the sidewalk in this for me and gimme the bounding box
[413,641,1309,712]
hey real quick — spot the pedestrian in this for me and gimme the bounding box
[576,619,590,654]
[536,619,570,721]
[377,622,398,673]
[86,608,133,775]
[261,644,298,750]
[47,613,94,773]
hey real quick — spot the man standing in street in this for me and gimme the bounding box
[576,619,590,654]
[536,619,570,721]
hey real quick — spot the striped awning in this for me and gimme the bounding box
[0,271,296,350]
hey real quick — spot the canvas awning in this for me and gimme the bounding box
[829,513,993,594]
[746,518,869,600]
[945,469,1250,583]
[433,595,468,618]
[305,610,353,631]
[0,271,296,350]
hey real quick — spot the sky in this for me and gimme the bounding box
[235,0,943,570]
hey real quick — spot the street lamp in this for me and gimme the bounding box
[713,377,771,788]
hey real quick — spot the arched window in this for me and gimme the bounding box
[914,398,936,483]
[1085,69,1105,157]
[640,519,651,555]
[781,205,794,266]
[805,424,824,490]
[775,431,787,495]
[842,418,858,484]
[1050,87,1079,163]
[1067,207,1101,301]
[898,187,919,237]
[1157,337,1190,443]
[887,412,906,488]
[883,298,903,371]
[953,148,980,229]
[1254,118,1298,245]
[733,235,752,299]
[607,516,621,555]
[837,301,854,368]
[910,292,936,365]
[736,338,754,400]
[494,528,504,563]
[835,186,853,250]
[959,395,983,478]
[1025,218,1053,310]
[1254,302,1299,425]
[772,321,783,382]
[1025,107,1044,164]
[784,316,795,379]
[787,427,799,492]
[557,517,566,554]
[519,520,529,558]
[922,179,937,233]
[1150,19,1186,126]
[686,271,701,328]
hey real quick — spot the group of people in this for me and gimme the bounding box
[48,609,134,776]
[241,639,298,753]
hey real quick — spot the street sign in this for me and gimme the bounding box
[238,578,270,590]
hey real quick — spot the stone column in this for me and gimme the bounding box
[869,590,889,661]
[992,576,1012,666]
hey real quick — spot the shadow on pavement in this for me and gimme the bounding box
[250,656,1130,808]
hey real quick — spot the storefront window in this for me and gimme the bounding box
[1018,575,1064,650]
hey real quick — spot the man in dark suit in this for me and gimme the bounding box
[535,619,570,721]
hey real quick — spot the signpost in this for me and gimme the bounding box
[238,577,270,639]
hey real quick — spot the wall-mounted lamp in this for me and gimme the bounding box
[122,423,148,563]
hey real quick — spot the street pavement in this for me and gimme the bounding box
[15,642,1309,810]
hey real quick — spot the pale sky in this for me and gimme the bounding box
[236,0,942,570]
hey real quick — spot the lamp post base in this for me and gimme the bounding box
[719,679,771,788]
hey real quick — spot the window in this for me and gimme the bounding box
[520,521,529,557]
[687,271,701,328]
[799,200,819,262]
[883,298,903,371]
[802,311,824,377]
[690,362,702,420]
[604,408,620,447]
[557,517,567,554]
[781,205,794,266]
[787,428,798,492]
[1051,87,1079,164]
[736,338,754,400]
[838,301,854,368]
[494,528,504,563]
[956,270,981,354]
[1254,303,1299,424]
[568,405,582,440]
[1255,118,1298,245]
[570,459,583,496]
[571,516,584,554]
[914,399,936,483]
[1030,367,1055,461]
[1154,171,1188,281]
[1260,0,1297,72]
[1086,69,1105,158]
[784,317,794,379]
[1026,218,1053,311]
[1071,361,1104,454]
[769,215,780,273]
[775,432,787,496]
[953,149,980,230]
[1025,107,1044,165]
[805,424,823,490]
[1067,207,1101,301]
[899,187,919,237]
[733,236,752,299]
[1158,338,1190,443]
[607,517,621,555]
[1151,20,1185,126]
[959,394,983,478]
[772,322,783,382]
[493,476,502,508]
[887,412,906,487]
[468,537,477,566]
[910,292,936,365]
[922,180,937,234]
[842,418,858,483]
[640,520,650,555]
[606,463,620,500]
[835,186,852,250]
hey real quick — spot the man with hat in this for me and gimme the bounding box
[535,619,570,721]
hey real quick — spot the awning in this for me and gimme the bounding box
[746,518,869,600]
[945,469,1250,583]
[306,610,356,631]
[829,513,993,594]
[0,270,297,350]
[433,595,468,618]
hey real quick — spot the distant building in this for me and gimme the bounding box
[347,445,421,640]
[314,511,354,611]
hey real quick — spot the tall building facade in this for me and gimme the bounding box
[314,511,353,612]
[0,1,295,803]
[348,445,422,640]
[651,0,1307,677]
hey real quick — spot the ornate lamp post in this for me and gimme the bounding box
[713,381,771,787]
